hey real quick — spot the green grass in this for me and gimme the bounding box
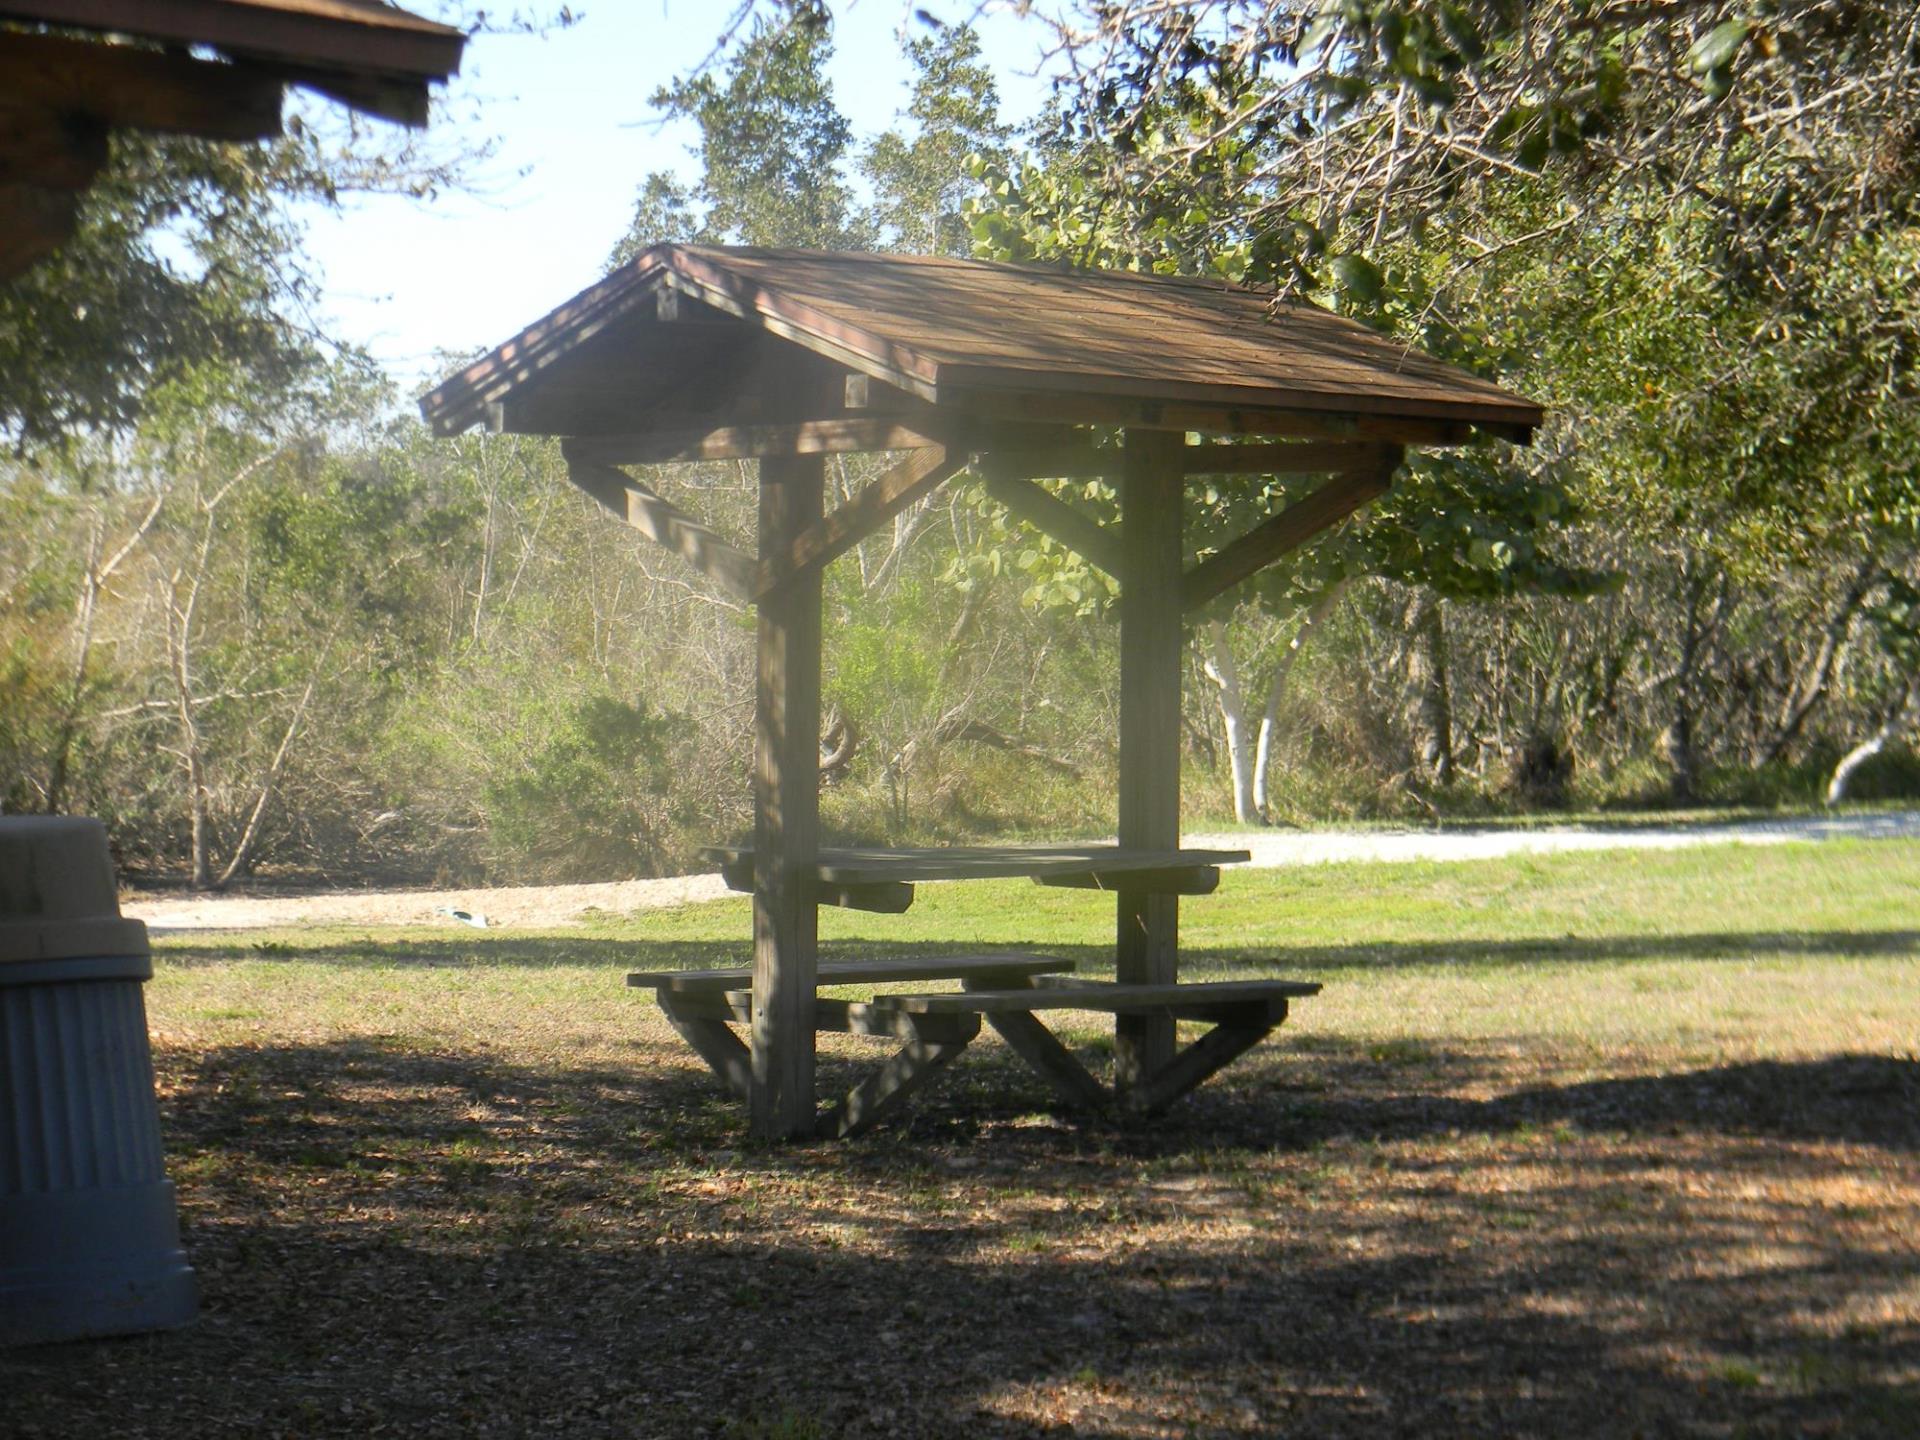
[151,837,1920,1062]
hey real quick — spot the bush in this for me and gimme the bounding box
[483,695,703,882]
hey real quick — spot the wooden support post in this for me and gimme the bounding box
[750,453,825,1140]
[1114,429,1186,1095]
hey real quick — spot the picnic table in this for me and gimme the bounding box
[421,245,1541,1140]
[629,944,1321,1139]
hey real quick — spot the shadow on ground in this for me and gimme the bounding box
[154,926,1920,975]
[4,1034,1915,1439]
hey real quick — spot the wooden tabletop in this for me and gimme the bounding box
[697,843,1251,886]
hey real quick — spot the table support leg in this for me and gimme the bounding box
[819,1015,981,1140]
[984,1012,1108,1110]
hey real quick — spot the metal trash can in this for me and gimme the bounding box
[0,816,197,1346]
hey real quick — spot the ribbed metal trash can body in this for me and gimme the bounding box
[0,817,197,1346]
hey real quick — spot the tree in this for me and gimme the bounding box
[963,143,1605,818]
[634,18,868,250]
[861,26,1012,255]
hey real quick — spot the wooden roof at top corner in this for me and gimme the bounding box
[1,0,466,278]
[419,244,1545,445]
[0,0,466,77]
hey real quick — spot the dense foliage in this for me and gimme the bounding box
[2,7,1916,886]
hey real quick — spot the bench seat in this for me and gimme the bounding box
[874,977,1321,1022]
[627,953,1075,994]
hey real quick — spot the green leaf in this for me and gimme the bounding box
[1437,3,1486,63]
[1688,19,1749,74]
[1302,11,1341,55]
[1331,253,1384,302]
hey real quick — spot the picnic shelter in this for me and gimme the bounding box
[420,245,1543,1141]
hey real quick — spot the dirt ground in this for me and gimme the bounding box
[5,1036,1915,1439]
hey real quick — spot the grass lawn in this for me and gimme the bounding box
[6,840,1917,1437]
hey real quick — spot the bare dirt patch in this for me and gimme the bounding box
[125,871,732,934]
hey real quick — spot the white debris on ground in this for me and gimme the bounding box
[1189,807,1920,867]
[124,810,1918,934]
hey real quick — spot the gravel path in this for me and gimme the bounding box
[126,809,1920,934]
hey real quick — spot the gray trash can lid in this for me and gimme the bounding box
[0,817,149,965]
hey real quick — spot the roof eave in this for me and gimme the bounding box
[419,254,673,435]
[0,0,467,79]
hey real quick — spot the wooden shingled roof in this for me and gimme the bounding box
[420,245,1544,446]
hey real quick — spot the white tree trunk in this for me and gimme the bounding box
[1253,581,1347,814]
[1826,677,1917,806]
[1201,618,1259,823]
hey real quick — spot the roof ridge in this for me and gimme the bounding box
[674,243,1277,298]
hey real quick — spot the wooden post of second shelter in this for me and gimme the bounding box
[751,453,824,1140]
[1115,428,1185,1095]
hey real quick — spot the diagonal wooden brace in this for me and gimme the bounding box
[982,1011,1109,1110]
[562,448,756,602]
[818,1013,982,1139]
[657,990,980,1137]
[756,444,963,597]
[1127,1005,1287,1115]
[1181,447,1402,611]
[658,994,754,1101]
[981,472,1123,577]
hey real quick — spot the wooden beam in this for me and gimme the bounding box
[877,979,1319,1014]
[941,386,1503,446]
[4,0,469,82]
[566,418,942,464]
[0,183,79,279]
[562,451,755,603]
[717,859,913,914]
[653,285,742,327]
[0,32,284,143]
[1130,1019,1279,1114]
[750,453,825,1142]
[1181,448,1400,611]
[1180,439,1384,476]
[980,475,1123,578]
[1035,866,1220,896]
[661,993,980,1044]
[0,105,107,190]
[273,66,429,127]
[756,445,964,597]
[977,444,1112,481]
[631,953,1076,993]
[1114,429,1186,1096]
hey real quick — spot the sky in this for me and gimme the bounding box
[298,2,1061,392]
